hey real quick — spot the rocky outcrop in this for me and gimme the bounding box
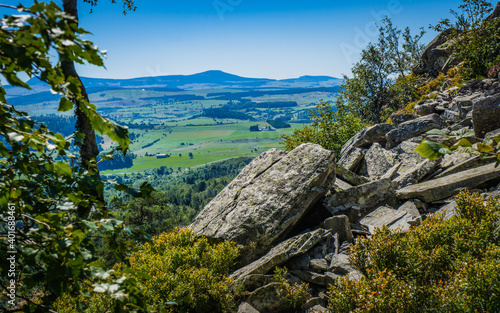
[385,114,445,149]
[190,143,336,264]
[189,73,500,312]
[413,29,454,76]
[472,93,500,138]
[397,163,500,202]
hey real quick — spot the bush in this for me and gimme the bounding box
[56,228,240,312]
[274,267,311,313]
[280,100,367,157]
[433,0,500,79]
[328,190,500,312]
[128,228,239,312]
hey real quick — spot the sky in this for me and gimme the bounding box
[3,0,471,80]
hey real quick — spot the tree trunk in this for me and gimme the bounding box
[62,0,103,218]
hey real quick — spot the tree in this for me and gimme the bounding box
[280,100,367,157]
[0,2,149,311]
[432,0,500,79]
[189,152,194,159]
[341,18,425,123]
[60,0,136,218]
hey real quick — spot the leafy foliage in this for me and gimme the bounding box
[341,18,425,123]
[0,2,148,311]
[415,128,500,167]
[432,0,500,79]
[280,100,366,157]
[328,190,500,312]
[274,267,311,313]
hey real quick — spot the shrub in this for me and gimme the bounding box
[56,228,240,312]
[274,267,311,313]
[328,190,500,312]
[280,100,367,157]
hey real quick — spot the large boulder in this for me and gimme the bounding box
[363,143,397,179]
[230,229,328,283]
[189,144,336,263]
[472,93,500,138]
[340,124,395,156]
[413,29,454,76]
[323,178,397,222]
[385,114,446,149]
[397,162,500,202]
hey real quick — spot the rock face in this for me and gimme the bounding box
[397,163,500,202]
[413,29,454,76]
[385,114,445,149]
[472,93,500,138]
[190,143,336,263]
[188,72,500,312]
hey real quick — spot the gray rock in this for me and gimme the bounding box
[393,159,438,188]
[397,163,500,202]
[347,270,365,282]
[340,123,395,156]
[246,283,282,313]
[324,272,340,286]
[364,143,397,179]
[291,270,326,286]
[435,155,495,179]
[323,215,354,243]
[386,114,446,149]
[397,201,421,218]
[304,304,330,313]
[359,206,407,234]
[414,100,438,116]
[236,274,277,293]
[190,144,336,263]
[333,178,353,192]
[303,298,328,312]
[436,200,458,220]
[336,165,370,186]
[238,302,261,313]
[329,253,354,274]
[338,147,365,172]
[390,113,418,125]
[230,229,327,283]
[324,178,397,222]
[472,93,500,138]
[443,109,461,122]
[310,258,329,272]
[286,253,311,271]
[413,29,453,76]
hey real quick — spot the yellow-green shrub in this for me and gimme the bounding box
[55,228,240,313]
[328,190,500,312]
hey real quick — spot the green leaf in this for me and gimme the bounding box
[0,142,10,157]
[455,128,475,139]
[139,182,155,198]
[426,129,450,137]
[451,138,472,150]
[415,140,449,160]
[477,142,494,153]
[54,162,73,177]
[58,97,73,112]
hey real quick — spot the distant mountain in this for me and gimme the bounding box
[14,70,342,95]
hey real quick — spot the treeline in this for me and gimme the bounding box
[140,94,205,102]
[223,100,298,110]
[34,115,76,137]
[266,119,291,128]
[200,108,254,120]
[98,151,136,171]
[104,157,253,238]
[206,86,339,100]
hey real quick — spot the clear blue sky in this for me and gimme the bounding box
[5,0,473,79]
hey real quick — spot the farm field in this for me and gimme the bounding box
[12,71,340,174]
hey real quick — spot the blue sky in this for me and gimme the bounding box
[5,0,471,79]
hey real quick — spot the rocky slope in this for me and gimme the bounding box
[189,44,500,313]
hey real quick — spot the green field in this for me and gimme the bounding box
[19,86,336,174]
